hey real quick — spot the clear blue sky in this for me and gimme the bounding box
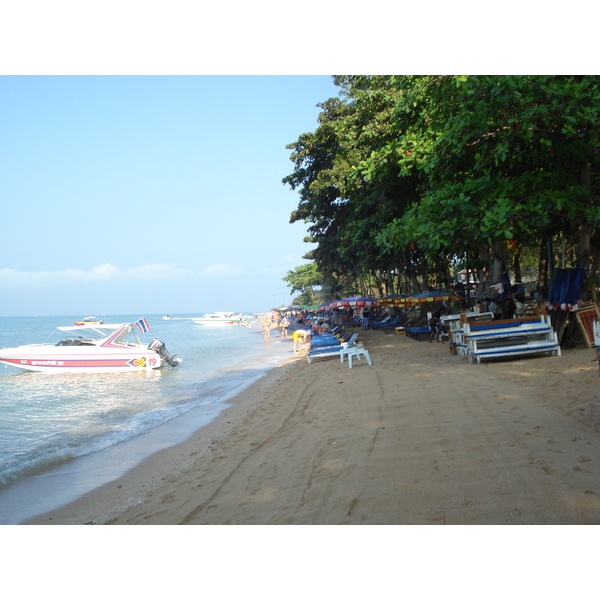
[0,76,340,316]
[0,4,590,317]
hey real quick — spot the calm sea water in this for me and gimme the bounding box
[0,314,292,523]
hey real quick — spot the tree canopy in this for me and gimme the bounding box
[283,75,600,304]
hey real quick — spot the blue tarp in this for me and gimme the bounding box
[547,267,586,308]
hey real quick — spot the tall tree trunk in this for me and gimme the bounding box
[578,160,592,263]
[490,240,506,291]
[513,243,522,284]
[538,235,549,296]
[420,263,428,292]
[577,160,592,301]
[591,228,600,303]
[374,274,385,298]
[410,274,421,294]
[591,250,600,305]
[439,254,452,291]
[386,271,394,296]
[405,250,422,294]
[477,244,491,299]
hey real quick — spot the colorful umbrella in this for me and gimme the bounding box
[379,294,410,307]
[330,296,380,309]
[408,290,454,303]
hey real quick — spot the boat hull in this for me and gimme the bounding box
[191,319,239,326]
[0,345,164,373]
[190,312,244,326]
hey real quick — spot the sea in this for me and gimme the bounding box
[0,314,292,524]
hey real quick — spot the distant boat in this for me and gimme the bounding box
[191,312,243,327]
[73,316,104,326]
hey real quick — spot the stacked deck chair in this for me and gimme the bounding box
[460,309,561,364]
[307,331,372,368]
[442,312,494,354]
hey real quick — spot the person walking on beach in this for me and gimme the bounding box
[281,316,290,338]
[428,303,449,342]
[362,308,371,330]
[263,315,272,340]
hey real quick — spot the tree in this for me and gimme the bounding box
[375,75,600,295]
[282,263,322,305]
[284,76,425,298]
[285,76,600,303]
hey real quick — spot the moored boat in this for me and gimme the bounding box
[73,316,104,326]
[191,312,243,326]
[0,318,182,373]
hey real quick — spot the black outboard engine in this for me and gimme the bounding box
[148,339,182,367]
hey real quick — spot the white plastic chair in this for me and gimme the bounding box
[341,346,372,368]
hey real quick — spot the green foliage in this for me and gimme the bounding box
[282,262,322,296]
[284,75,600,298]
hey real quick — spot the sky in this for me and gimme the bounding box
[0,75,341,315]
[0,4,592,317]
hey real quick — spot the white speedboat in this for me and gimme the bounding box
[191,312,243,326]
[0,318,182,373]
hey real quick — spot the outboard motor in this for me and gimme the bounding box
[149,339,182,367]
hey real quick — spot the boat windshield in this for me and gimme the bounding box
[52,323,140,346]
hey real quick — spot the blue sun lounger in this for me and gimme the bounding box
[405,326,430,341]
[307,333,360,363]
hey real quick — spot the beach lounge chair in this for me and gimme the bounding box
[310,329,354,346]
[307,334,360,364]
[371,316,405,330]
[405,326,430,341]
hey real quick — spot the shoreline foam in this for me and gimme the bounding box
[0,325,294,524]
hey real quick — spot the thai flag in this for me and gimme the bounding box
[136,317,151,333]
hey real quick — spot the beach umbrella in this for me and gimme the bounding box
[379,294,406,303]
[409,290,454,303]
[379,294,409,307]
[331,296,379,309]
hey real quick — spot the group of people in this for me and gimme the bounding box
[262,312,316,353]
[480,296,525,320]
[262,291,528,351]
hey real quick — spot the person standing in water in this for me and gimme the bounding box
[281,316,290,338]
[263,315,272,340]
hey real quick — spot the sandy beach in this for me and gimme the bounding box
[27,327,600,525]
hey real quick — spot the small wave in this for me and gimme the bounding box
[0,316,291,489]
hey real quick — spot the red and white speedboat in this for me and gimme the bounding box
[0,318,182,373]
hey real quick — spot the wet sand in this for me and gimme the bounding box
[27,328,600,525]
